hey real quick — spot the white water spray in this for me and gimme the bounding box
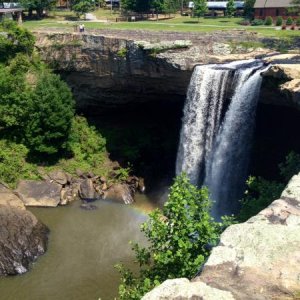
[176,60,268,218]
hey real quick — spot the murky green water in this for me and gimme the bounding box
[0,194,156,300]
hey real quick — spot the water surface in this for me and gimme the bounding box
[0,194,156,300]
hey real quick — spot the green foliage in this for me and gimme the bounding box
[264,16,273,26]
[20,0,56,17]
[238,176,284,222]
[193,0,207,19]
[66,116,106,168]
[243,0,255,18]
[116,174,233,299]
[279,151,300,182]
[121,0,151,12]
[286,16,294,26]
[296,18,300,26]
[24,73,75,155]
[0,20,35,63]
[72,0,94,18]
[238,151,300,222]
[226,0,236,18]
[276,16,283,26]
[251,18,264,26]
[117,47,128,58]
[0,140,39,187]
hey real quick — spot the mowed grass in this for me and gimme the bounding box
[22,9,300,38]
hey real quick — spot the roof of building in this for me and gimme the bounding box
[254,0,294,8]
[0,7,23,12]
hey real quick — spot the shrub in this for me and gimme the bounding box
[264,16,273,26]
[238,19,251,26]
[67,116,106,166]
[276,16,283,26]
[296,18,300,26]
[116,174,234,300]
[279,151,300,182]
[286,16,293,26]
[0,140,39,187]
[251,19,264,26]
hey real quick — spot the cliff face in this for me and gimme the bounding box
[35,30,274,110]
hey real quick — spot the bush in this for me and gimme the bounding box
[238,19,251,26]
[276,16,283,26]
[0,20,35,63]
[286,16,293,26]
[296,18,300,26]
[264,16,273,26]
[0,140,39,187]
[251,19,264,26]
[116,174,234,300]
[279,151,300,182]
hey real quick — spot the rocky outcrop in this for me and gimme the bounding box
[0,184,48,276]
[34,30,271,111]
[261,54,300,110]
[16,180,62,207]
[142,173,300,300]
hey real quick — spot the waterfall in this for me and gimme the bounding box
[176,59,268,219]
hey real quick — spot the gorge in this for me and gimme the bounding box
[1,27,300,300]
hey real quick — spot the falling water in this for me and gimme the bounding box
[176,59,268,219]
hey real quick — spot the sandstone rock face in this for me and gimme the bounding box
[0,188,49,276]
[143,173,300,300]
[34,30,269,110]
[142,279,235,300]
[16,180,62,207]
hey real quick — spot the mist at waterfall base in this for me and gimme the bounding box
[176,60,268,219]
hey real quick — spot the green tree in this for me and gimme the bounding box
[193,0,207,20]
[0,20,35,62]
[20,0,56,18]
[116,174,232,300]
[264,16,273,25]
[72,0,94,18]
[226,0,236,17]
[24,73,75,155]
[243,0,255,18]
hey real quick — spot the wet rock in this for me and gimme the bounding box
[104,183,134,204]
[48,170,68,185]
[16,180,62,207]
[0,194,49,276]
[79,178,95,199]
[138,178,146,193]
[80,203,98,211]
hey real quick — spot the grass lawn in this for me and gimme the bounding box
[22,9,300,39]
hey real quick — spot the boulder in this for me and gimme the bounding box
[0,183,25,210]
[0,204,49,276]
[0,187,49,276]
[143,173,300,300]
[142,279,235,300]
[79,178,95,200]
[48,170,68,185]
[16,180,62,207]
[104,183,134,204]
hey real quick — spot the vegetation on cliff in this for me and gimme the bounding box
[0,21,111,186]
[116,174,234,300]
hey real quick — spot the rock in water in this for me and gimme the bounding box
[0,188,49,276]
[104,183,134,204]
[16,180,62,207]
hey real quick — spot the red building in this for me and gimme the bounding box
[254,0,298,19]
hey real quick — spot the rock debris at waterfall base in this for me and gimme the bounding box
[142,173,300,300]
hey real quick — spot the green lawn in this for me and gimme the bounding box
[22,9,300,39]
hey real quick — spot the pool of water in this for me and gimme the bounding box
[0,194,157,300]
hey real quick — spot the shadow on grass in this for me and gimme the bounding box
[183,20,201,24]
